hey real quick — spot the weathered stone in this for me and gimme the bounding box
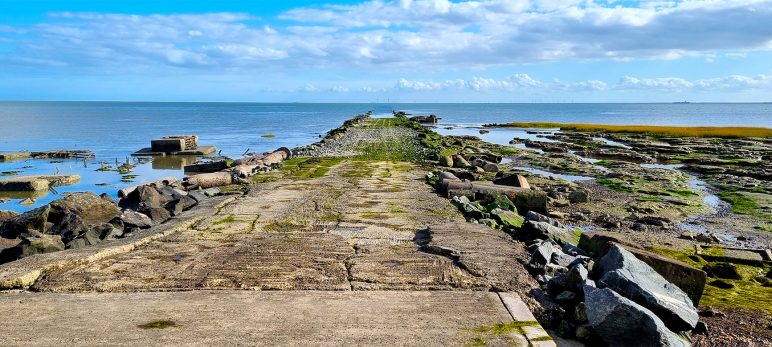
[521,221,577,246]
[597,245,699,332]
[574,325,592,340]
[525,211,563,228]
[0,205,50,238]
[490,208,524,229]
[145,207,171,224]
[695,233,720,244]
[584,285,690,347]
[529,240,557,272]
[579,233,706,306]
[1,234,66,261]
[49,192,119,227]
[0,210,19,223]
[120,210,154,229]
[483,194,517,212]
[555,291,577,304]
[574,302,588,323]
[568,188,591,204]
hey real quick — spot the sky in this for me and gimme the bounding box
[1,0,772,102]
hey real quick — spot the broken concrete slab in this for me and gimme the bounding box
[0,175,80,192]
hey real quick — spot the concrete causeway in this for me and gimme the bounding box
[0,119,554,346]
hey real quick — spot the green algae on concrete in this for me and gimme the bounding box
[649,246,772,314]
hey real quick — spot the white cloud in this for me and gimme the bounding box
[395,74,605,92]
[1,1,772,72]
[617,74,772,90]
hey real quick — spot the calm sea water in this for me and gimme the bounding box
[1,102,770,212]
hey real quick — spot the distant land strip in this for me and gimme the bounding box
[484,122,772,138]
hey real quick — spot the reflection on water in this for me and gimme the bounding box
[433,125,559,146]
[0,156,187,212]
[593,137,631,149]
[151,155,200,170]
[513,166,595,182]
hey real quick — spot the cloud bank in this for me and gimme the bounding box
[1,0,771,72]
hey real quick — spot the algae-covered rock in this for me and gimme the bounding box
[490,208,524,229]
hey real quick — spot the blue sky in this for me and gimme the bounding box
[1,0,772,102]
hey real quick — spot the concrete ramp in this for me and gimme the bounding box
[0,290,554,346]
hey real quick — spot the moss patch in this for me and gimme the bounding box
[213,215,235,225]
[138,320,176,329]
[649,246,772,314]
[596,178,634,193]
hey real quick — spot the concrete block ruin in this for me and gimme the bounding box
[132,135,216,156]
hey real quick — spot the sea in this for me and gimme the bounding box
[1,102,771,212]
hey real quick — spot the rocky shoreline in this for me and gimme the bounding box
[0,113,770,346]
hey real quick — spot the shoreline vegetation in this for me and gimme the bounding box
[485,122,772,138]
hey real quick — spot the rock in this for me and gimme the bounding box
[0,205,50,238]
[548,264,588,294]
[695,233,720,244]
[596,245,699,332]
[584,285,690,347]
[479,129,490,134]
[698,308,725,318]
[551,252,579,268]
[562,243,588,257]
[594,214,621,229]
[0,210,19,223]
[557,320,576,338]
[490,208,524,229]
[525,211,563,227]
[579,233,707,306]
[568,188,591,204]
[574,325,592,340]
[483,194,517,212]
[26,234,65,254]
[679,231,696,240]
[529,240,558,273]
[693,321,708,335]
[49,192,119,227]
[574,302,588,323]
[555,291,578,305]
[521,221,577,246]
[120,210,154,229]
[145,207,171,224]
[482,162,499,173]
[703,262,742,280]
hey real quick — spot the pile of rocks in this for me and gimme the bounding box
[524,222,700,345]
[0,179,210,264]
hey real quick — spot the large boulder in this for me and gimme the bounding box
[0,205,50,238]
[596,245,699,332]
[521,220,577,246]
[584,285,690,347]
[120,210,154,229]
[49,192,119,227]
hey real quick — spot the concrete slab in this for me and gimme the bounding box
[0,290,541,347]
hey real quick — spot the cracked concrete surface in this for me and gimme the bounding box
[0,160,551,346]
